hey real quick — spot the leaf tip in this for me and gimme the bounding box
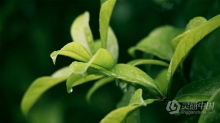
[50,51,59,65]
[128,47,136,58]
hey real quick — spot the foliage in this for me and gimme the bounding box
[20,0,220,122]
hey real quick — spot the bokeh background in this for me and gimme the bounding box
[0,0,219,123]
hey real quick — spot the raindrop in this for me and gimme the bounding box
[69,88,73,93]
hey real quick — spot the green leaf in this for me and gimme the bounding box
[129,89,146,106]
[69,48,115,74]
[117,86,136,107]
[94,39,102,52]
[172,17,207,49]
[175,76,220,102]
[127,59,169,67]
[93,27,119,62]
[50,42,91,64]
[154,69,168,97]
[21,67,71,116]
[86,77,114,102]
[186,17,207,30]
[100,0,116,48]
[70,11,95,55]
[91,48,115,70]
[100,105,141,123]
[171,30,190,49]
[198,88,220,123]
[101,89,157,123]
[66,73,103,93]
[89,63,163,98]
[100,89,144,123]
[129,26,183,60]
[91,64,156,90]
[106,27,119,62]
[167,14,220,92]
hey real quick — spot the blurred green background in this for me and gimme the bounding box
[0,0,219,123]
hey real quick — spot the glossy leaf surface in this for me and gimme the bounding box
[175,76,220,102]
[89,64,159,94]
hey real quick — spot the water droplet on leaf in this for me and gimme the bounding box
[69,88,73,93]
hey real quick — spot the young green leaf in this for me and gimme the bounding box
[100,89,157,123]
[91,48,115,69]
[129,89,146,106]
[50,42,91,64]
[100,0,116,48]
[167,14,220,93]
[106,27,119,62]
[94,39,102,52]
[117,86,136,107]
[69,48,115,74]
[175,76,220,102]
[100,105,141,123]
[129,26,183,60]
[127,59,169,67]
[186,17,207,30]
[93,27,119,62]
[198,88,220,123]
[21,67,71,116]
[172,17,207,49]
[86,77,114,102]
[70,11,95,55]
[171,30,190,49]
[100,89,144,123]
[154,69,168,97]
[66,73,103,93]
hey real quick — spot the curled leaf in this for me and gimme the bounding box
[70,11,95,55]
[69,48,115,74]
[50,42,91,64]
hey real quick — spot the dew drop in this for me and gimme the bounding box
[69,88,73,93]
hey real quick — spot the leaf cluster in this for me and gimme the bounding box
[21,0,220,122]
